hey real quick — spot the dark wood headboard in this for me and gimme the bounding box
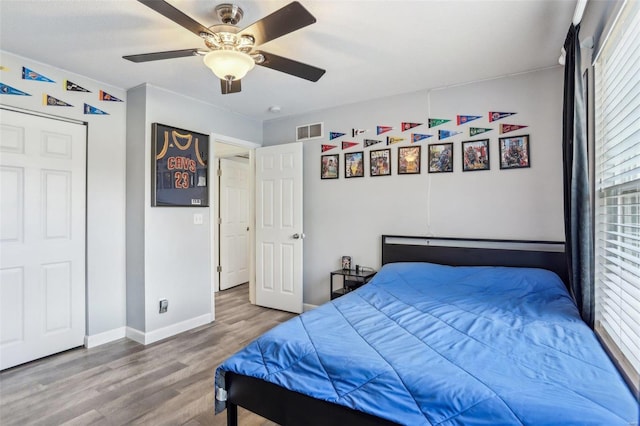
[382,235,568,287]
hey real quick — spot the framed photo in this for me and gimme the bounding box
[321,154,339,179]
[341,256,351,270]
[151,123,209,207]
[462,139,490,171]
[398,146,421,174]
[370,148,391,176]
[499,134,530,169]
[427,143,453,173]
[345,151,364,178]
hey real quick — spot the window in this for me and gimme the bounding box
[594,0,640,393]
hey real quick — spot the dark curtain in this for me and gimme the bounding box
[562,24,594,327]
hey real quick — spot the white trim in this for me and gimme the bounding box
[125,313,213,345]
[303,303,319,312]
[84,327,127,348]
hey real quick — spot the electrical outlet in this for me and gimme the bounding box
[159,299,168,313]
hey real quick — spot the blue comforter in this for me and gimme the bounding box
[215,262,638,425]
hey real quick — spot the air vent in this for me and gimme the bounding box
[296,122,323,141]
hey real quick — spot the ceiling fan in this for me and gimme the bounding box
[123,0,325,94]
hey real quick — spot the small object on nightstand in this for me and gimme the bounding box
[355,264,360,273]
[341,256,351,270]
[330,268,376,300]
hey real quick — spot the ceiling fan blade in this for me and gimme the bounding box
[137,0,212,37]
[238,1,316,46]
[256,51,325,82]
[123,48,201,63]
[220,79,242,95]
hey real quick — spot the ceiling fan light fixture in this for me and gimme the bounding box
[203,50,255,81]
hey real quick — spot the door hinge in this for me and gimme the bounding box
[217,265,222,273]
[217,217,222,225]
[217,168,222,177]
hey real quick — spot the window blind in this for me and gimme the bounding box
[594,0,640,391]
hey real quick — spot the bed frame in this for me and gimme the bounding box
[224,235,567,426]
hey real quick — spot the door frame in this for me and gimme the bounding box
[210,134,259,308]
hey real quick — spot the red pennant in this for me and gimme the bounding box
[401,122,422,131]
[377,126,393,135]
[500,124,528,134]
[321,144,337,152]
[342,141,359,150]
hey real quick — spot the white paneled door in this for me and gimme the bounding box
[255,143,303,314]
[0,109,86,370]
[219,158,250,290]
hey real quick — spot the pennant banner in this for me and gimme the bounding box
[0,66,9,71]
[342,141,359,150]
[321,144,337,152]
[84,103,109,115]
[65,80,91,93]
[438,130,462,140]
[428,118,450,128]
[22,67,55,83]
[376,125,393,135]
[329,132,345,140]
[401,122,422,131]
[43,94,73,107]
[386,136,405,145]
[470,127,493,137]
[500,124,528,134]
[457,115,482,125]
[411,133,432,143]
[352,128,367,137]
[99,90,123,102]
[1,83,31,96]
[489,111,517,122]
[363,139,382,147]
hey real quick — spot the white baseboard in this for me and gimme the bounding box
[126,313,213,345]
[303,303,319,312]
[84,326,127,348]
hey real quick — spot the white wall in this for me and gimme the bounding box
[263,67,565,306]
[0,50,127,338]
[126,84,261,342]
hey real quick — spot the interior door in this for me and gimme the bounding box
[219,157,250,290]
[0,108,87,370]
[255,142,303,313]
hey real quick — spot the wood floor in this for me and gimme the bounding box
[0,284,296,425]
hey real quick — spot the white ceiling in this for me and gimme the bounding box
[0,0,575,122]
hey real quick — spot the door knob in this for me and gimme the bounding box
[293,233,300,239]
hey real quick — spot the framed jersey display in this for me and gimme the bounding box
[151,123,209,207]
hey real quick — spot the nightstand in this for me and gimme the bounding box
[330,269,376,300]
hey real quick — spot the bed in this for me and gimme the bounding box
[214,235,638,425]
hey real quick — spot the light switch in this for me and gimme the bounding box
[193,213,203,225]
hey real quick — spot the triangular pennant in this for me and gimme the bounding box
[469,127,493,137]
[411,133,432,143]
[65,80,91,93]
[342,141,359,150]
[84,103,109,115]
[0,66,10,71]
[22,67,55,83]
[321,144,337,152]
[376,125,393,135]
[428,118,450,128]
[386,136,405,145]
[43,94,73,107]
[438,130,462,140]
[352,128,367,137]
[363,139,383,147]
[99,90,123,102]
[489,111,517,122]
[329,132,345,140]
[500,123,528,134]
[1,83,31,96]
[457,115,482,125]
[401,122,423,131]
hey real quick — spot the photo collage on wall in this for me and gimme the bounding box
[0,65,123,115]
[318,111,530,179]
